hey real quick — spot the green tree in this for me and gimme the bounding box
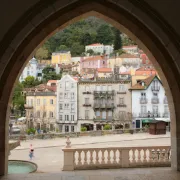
[56,45,69,52]
[112,28,122,50]
[12,82,25,116]
[22,76,36,88]
[71,42,84,56]
[96,24,114,44]
[86,49,94,55]
[35,47,49,60]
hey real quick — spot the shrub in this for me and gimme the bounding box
[103,124,111,130]
[26,128,36,135]
[81,127,87,132]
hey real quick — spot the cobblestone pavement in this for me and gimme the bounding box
[9,133,170,173]
[3,168,180,180]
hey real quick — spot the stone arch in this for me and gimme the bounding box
[0,0,180,174]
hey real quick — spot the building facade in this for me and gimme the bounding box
[130,75,170,129]
[78,75,132,131]
[122,45,139,55]
[51,51,71,65]
[25,83,57,131]
[19,57,44,82]
[85,43,114,55]
[56,75,78,132]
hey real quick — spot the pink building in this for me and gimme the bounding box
[80,56,107,71]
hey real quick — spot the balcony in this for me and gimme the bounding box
[151,86,160,91]
[93,90,115,98]
[140,98,148,104]
[93,103,115,110]
[24,104,33,109]
[82,91,91,94]
[83,104,91,107]
[117,104,127,107]
[117,91,126,94]
[151,98,159,104]
[139,112,160,118]
[94,116,113,122]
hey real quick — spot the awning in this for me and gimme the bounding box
[154,118,170,122]
[142,119,154,123]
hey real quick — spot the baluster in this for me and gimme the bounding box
[138,149,141,163]
[149,149,153,162]
[78,150,82,166]
[113,149,117,164]
[96,150,100,164]
[107,149,111,164]
[84,150,88,165]
[143,149,147,163]
[119,149,121,164]
[154,149,158,162]
[101,149,105,164]
[132,149,136,163]
[159,149,164,162]
[74,151,76,166]
[89,150,93,165]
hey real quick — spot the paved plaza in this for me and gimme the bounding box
[9,133,170,173]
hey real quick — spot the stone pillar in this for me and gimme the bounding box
[101,125,104,130]
[112,124,115,130]
[62,148,75,171]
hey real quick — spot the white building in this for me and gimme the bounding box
[56,75,78,132]
[19,57,44,82]
[85,43,114,55]
[122,45,139,55]
[130,75,170,129]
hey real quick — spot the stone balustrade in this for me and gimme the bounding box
[62,146,171,171]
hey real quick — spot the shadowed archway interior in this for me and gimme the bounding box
[0,0,180,175]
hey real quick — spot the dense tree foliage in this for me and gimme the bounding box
[22,76,42,88]
[35,17,135,58]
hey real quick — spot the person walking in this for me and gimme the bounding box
[29,144,34,160]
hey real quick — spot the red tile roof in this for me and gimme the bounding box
[97,68,112,73]
[47,80,57,83]
[119,53,138,58]
[130,75,157,90]
[81,56,105,62]
[86,43,102,46]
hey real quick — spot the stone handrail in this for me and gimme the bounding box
[62,146,171,171]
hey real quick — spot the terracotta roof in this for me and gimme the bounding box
[97,68,112,73]
[86,43,102,46]
[81,56,105,62]
[24,83,57,92]
[47,80,57,83]
[120,71,131,75]
[119,53,138,58]
[136,67,155,71]
[130,75,156,90]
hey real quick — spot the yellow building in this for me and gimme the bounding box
[107,57,123,68]
[25,83,57,131]
[51,51,71,65]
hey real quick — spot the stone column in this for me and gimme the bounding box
[112,124,115,130]
[101,125,104,130]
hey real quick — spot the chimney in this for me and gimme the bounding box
[141,82,145,86]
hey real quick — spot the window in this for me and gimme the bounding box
[96,111,100,117]
[65,126,69,132]
[107,85,112,91]
[64,104,69,109]
[119,98,124,104]
[108,111,112,117]
[43,99,46,105]
[65,81,69,90]
[141,93,146,99]
[96,85,101,91]
[119,85,125,92]
[59,104,63,110]
[85,110,89,119]
[71,126,74,132]
[71,103,75,110]
[59,115,63,120]
[103,61,105,64]
[37,99,40,105]
[49,111,54,118]
[37,111,40,118]
[71,115,74,121]
[153,105,158,114]
[102,85,107,91]
[102,111,106,119]
[43,111,46,118]
[60,83,62,88]
[85,98,89,104]
[59,92,63,99]
[71,83,74,88]
[119,111,125,121]
[164,105,169,113]
[64,92,68,98]
[50,99,53,105]
[141,105,147,113]
[65,115,69,121]
[30,99,33,106]
[71,92,74,99]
